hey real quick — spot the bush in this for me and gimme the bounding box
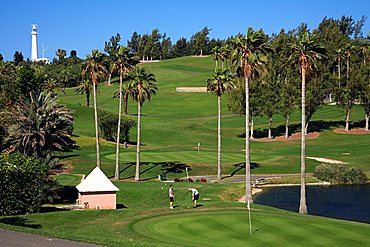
[0,152,50,216]
[99,110,136,143]
[314,163,368,185]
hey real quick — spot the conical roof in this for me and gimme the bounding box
[76,167,119,192]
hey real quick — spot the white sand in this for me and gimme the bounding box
[306,156,347,164]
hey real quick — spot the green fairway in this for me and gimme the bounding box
[57,56,370,179]
[131,210,370,247]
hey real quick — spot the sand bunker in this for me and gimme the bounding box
[306,156,347,164]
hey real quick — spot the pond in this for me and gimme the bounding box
[254,184,370,224]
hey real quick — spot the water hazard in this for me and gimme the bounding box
[254,184,370,223]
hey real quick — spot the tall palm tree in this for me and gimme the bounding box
[232,28,270,205]
[81,50,108,168]
[110,46,137,180]
[129,67,157,181]
[288,31,325,214]
[207,69,235,180]
[75,79,92,107]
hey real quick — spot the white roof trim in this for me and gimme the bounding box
[76,167,119,192]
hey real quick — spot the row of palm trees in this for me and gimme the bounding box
[81,48,157,181]
[207,28,325,214]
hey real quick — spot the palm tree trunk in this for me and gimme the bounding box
[268,116,272,139]
[123,92,129,115]
[299,68,308,215]
[365,112,369,131]
[217,95,221,180]
[93,83,100,168]
[345,109,351,131]
[108,73,112,86]
[346,55,349,79]
[135,101,141,181]
[215,60,218,72]
[250,111,254,139]
[285,113,290,138]
[86,91,90,107]
[115,73,123,180]
[221,61,224,70]
[245,76,253,205]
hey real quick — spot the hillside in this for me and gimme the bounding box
[59,56,370,179]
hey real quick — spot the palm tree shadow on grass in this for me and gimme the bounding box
[121,161,190,181]
[222,162,260,179]
[0,217,42,229]
[238,120,354,139]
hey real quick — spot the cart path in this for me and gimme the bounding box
[0,229,102,247]
[187,173,313,183]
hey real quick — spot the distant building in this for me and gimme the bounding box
[31,24,50,64]
[76,167,119,209]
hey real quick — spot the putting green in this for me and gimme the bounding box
[131,209,370,246]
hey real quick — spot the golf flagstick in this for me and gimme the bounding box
[247,199,252,235]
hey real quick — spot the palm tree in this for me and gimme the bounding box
[110,46,136,180]
[81,50,108,168]
[129,67,157,181]
[212,46,221,72]
[288,31,325,215]
[75,79,92,107]
[7,92,74,159]
[232,28,270,206]
[207,69,234,180]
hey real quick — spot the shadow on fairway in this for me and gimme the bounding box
[122,161,190,180]
[237,119,360,139]
[0,217,42,229]
[223,162,260,179]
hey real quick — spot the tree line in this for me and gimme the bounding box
[205,15,369,215]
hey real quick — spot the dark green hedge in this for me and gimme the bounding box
[314,163,368,185]
[0,152,49,216]
[98,110,136,143]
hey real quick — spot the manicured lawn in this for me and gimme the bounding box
[1,182,369,247]
[57,56,370,179]
[131,210,370,247]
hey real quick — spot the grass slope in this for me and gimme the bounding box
[1,182,369,247]
[58,56,370,179]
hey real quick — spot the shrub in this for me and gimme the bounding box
[174,178,181,182]
[200,178,207,183]
[0,152,50,216]
[314,163,368,185]
[99,110,136,143]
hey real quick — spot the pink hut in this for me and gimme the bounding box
[76,167,119,209]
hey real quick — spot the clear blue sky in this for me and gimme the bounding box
[1,0,369,61]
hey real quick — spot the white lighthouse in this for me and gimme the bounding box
[30,25,49,63]
[31,24,38,61]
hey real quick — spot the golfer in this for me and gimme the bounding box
[169,185,174,209]
[188,188,199,208]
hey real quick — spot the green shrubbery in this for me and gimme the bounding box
[314,163,368,185]
[0,152,50,216]
[98,110,136,143]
